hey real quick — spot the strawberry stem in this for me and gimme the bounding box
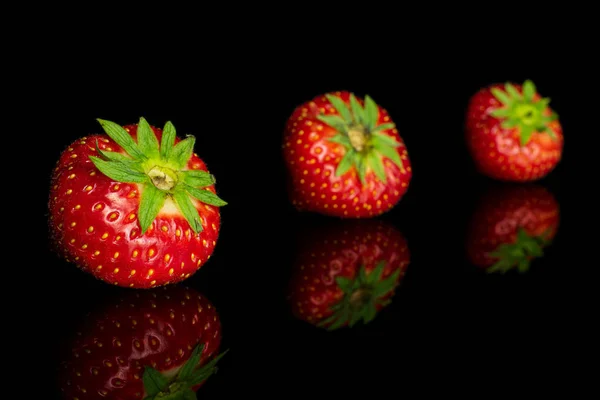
[489,80,559,146]
[89,118,227,235]
[317,261,401,330]
[316,93,405,185]
[486,227,552,273]
[142,343,228,399]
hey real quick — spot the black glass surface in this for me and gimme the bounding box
[31,52,586,398]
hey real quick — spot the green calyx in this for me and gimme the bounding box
[317,261,400,330]
[489,80,559,146]
[89,117,227,235]
[317,93,404,185]
[142,343,228,400]
[486,227,551,274]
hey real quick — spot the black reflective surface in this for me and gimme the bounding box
[33,61,587,398]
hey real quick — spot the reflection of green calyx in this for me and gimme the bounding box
[89,117,227,235]
[489,80,559,146]
[318,261,400,330]
[317,93,404,185]
[487,228,551,274]
[142,343,228,400]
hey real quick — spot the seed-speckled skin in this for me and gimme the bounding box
[48,124,221,288]
[466,184,560,269]
[287,219,410,327]
[59,285,222,399]
[283,91,412,218]
[465,83,563,182]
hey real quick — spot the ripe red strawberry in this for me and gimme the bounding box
[283,91,412,218]
[465,79,563,181]
[287,219,410,329]
[48,118,227,288]
[466,184,560,273]
[58,284,227,399]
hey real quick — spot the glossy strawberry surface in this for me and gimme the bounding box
[466,184,560,273]
[49,119,225,288]
[288,219,410,329]
[58,285,225,399]
[465,80,563,181]
[283,91,412,218]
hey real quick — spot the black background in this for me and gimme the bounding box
[22,14,593,398]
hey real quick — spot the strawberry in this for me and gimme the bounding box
[283,91,412,218]
[465,79,563,181]
[466,184,560,273]
[58,284,227,399]
[287,219,410,329]
[48,118,227,288]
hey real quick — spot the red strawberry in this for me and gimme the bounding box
[466,184,560,273]
[465,79,563,181]
[283,91,412,218]
[48,118,227,288]
[58,284,227,399]
[287,219,410,329]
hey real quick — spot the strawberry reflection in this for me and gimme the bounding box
[466,183,560,273]
[58,284,226,399]
[288,219,410,330]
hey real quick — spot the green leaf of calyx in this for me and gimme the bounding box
[367,152,387,183]
[489,108,510,118]
[142,366,169,397]
[95,140,144,172]
[501,119,518,129]
[173,189,203,234]
[327,134,352,148]
[367,262,386,284]
[363,95,379,131]
[161,121,176,160]
[505,83,522,100]
[374,268,401,297]
[372,141,404,172]
[336,276,353,292]
[182,389,198,400]
[89,156,148,183]
[335,149,356,177]
[490,88,512,106]
[188,349,229,386]
[182,170,215,188]
[371,122,395,133]
[316,114,347,132]
[177,344,204,381]
[97,118,145,159]
[371,132,400,147]
[520,125,534,146]
[349,94,365,125]
[169,135,196,169]
[522,80,536,101]
[325,94,353,124]
[138,184,168,234]
[136,117,160,158]
[356,157,367,184]
[185,186,227,207]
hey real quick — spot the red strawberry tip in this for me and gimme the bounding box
[142,342,229,399]
[488,80,559,147]
[317,92,405,185]
[317,261,401,330]
[486,227,553,274]
[91,117,227,235]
